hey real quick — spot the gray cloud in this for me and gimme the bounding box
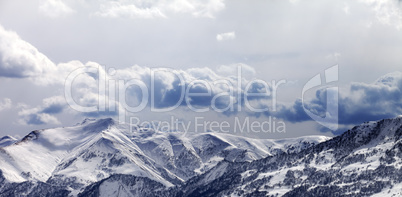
[6,27,399,129]
[262,71,402,128]
[338,71,402,124]
[111,64,268,113]
[3,25,401,132]
[18,108,61,125]
[40,96,67,114]
[93,0,225,19]
[18,96,66,125]
[1,0,402,138]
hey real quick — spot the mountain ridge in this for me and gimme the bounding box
[2,117,402,196]
[0,117,330,196]
[175,116,402,196]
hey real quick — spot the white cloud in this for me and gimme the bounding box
[18,106,61,125]
[188,0,225,18]
[1,0,402,137]
[0,27,267,123]
[0,25,56,80]
[217,63,256,79]
[16,95,69,125]
[95,1,166,19]
[361,0,402,29]
[39,0,74,18]
[216,31,235,41]
[0,25,92,86]
[0,98,12,111]
[41,96,67,114]
[94,0,225,19]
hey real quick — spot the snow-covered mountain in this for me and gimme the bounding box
[175,116,402,196]
[0,135,16,148]
[4,116,402,196]
[0,118,329,196]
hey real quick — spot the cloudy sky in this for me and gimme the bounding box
[0,0,401,139]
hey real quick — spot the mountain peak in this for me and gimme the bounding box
[79,118,96,125]
[17,130,42,144]
[0,135,17,148]
[82,118,116,133]
[0,135,16,141]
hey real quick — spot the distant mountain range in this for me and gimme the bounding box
[1,116,402,196]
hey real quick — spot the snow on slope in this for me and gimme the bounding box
[0,118,176,189]
[177,116,402,197]
[0,135,16,148]
[0,118,330,195]
[130,126,330,180]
